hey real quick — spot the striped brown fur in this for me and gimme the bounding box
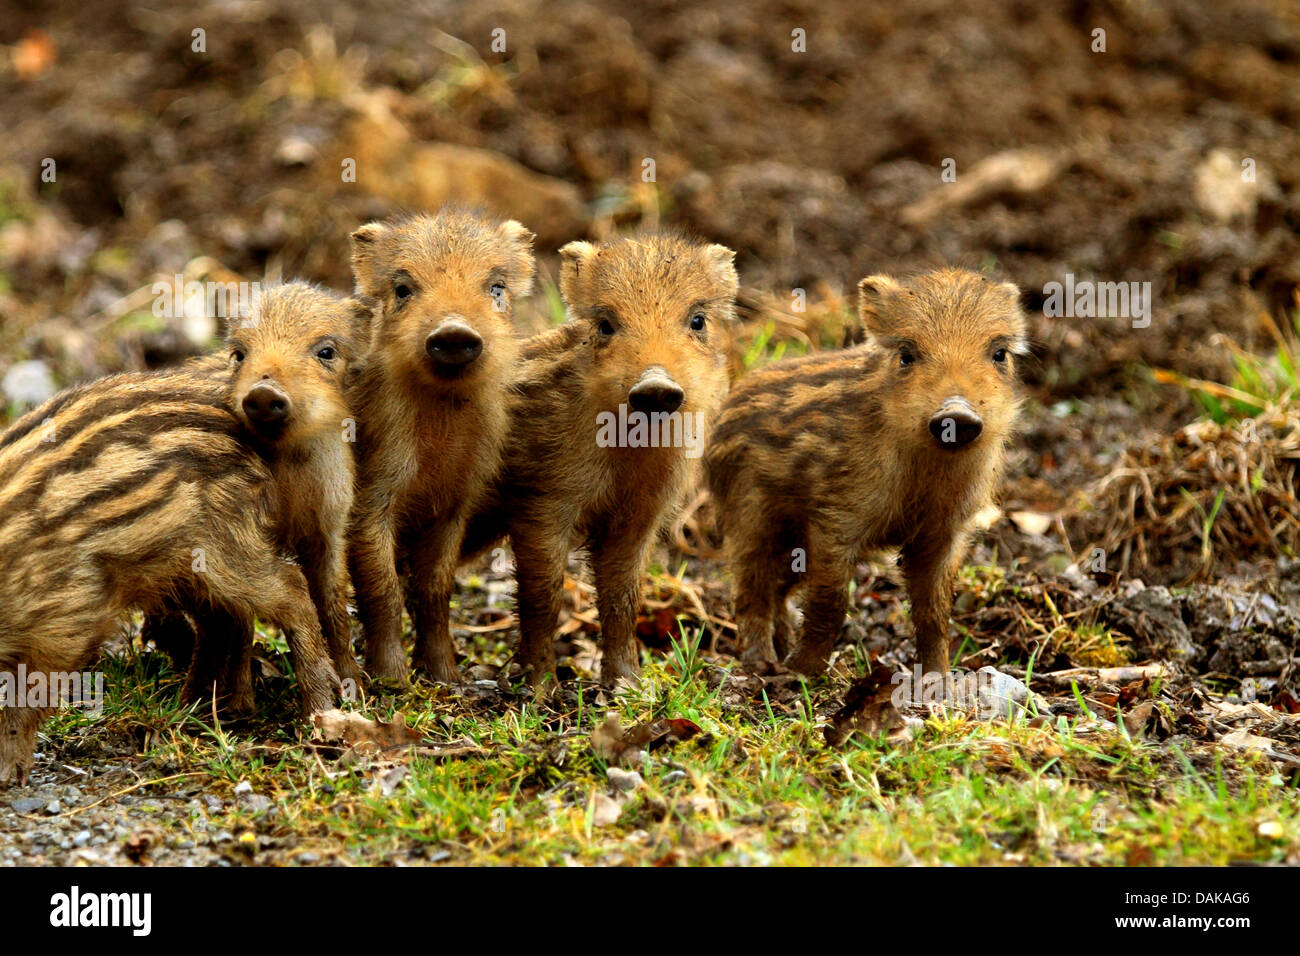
[463,234,736,686]
[147,282,374,712]
[346,209,536,683]
[0,365,341,785]
[705,269,1026,676]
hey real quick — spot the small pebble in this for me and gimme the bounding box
[607,767,644,792]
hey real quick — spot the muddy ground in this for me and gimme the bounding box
[0,0,1298,864]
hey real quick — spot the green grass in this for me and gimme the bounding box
[1156,307,1299,422]
[537,277,568,326]
[38,636,1299,866]
[742,320,790,368]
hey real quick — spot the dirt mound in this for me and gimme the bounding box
[1070,410,1300,583]
[2,0,1298,398]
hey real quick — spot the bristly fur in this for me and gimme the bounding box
[147,281,374,711]
[462,233,737,686]
[0,362,341,786]
[347,208,536,683]
[705,268,1026,675]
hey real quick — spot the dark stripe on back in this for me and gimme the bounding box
[0,389,231,488]
[772,383,877,429]
[0,407,243,521]
[33,443,255,534]
[742,357,864,397]
[27,472,181,553]
[1,372,229,449]
[0,386,86,450]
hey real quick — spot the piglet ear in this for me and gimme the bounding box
[350,221,387,245]
[992,280,1022,309]
[558,241,599,304]
[990,280,1029,350]
[349,221,390,297]
[498,220,537,296]
[498,219,535,248]
[856,274,904,337]
[345,294,378,344]
[340,295,378,389]
[703,244,739,294]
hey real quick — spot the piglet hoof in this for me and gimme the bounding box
[510,652,558,692]
[783,645,831,678]
[413,650,462,686]
[223,692,256,721]
[335,655,366,690]
[739,644,780,672]
[0,758,31,789]
[364,647,409,687]
[296,665,342,718]
[600,657,641,692]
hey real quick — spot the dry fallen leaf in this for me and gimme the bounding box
[1219,729,1275,754]
[590,711,703,766]
[636,606,683,647]
[825,660,904,746]
[1120,699,1172,739]
[590,712,627,762]
[13,30,56,81]
[627,717,704,752]
[311,709,424,753]
[1126,845,1155,866]
[1009,510,1054,536]
[591,791,625,827]
[123,827,164,865]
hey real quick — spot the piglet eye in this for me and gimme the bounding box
[394,283,412,301]
[489,282,506,299]
[231,349,245,364]
[690,313,706,331]
[599,319,615,336]
[899,349,915,368]
[316,346,336,361]
[992,348,1008,364]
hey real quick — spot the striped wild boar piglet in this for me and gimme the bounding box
[0,368,341,785]
[347,209,535,683]
[149,282,373,713]
[706,269,1025,677]
[464,234,736,687]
